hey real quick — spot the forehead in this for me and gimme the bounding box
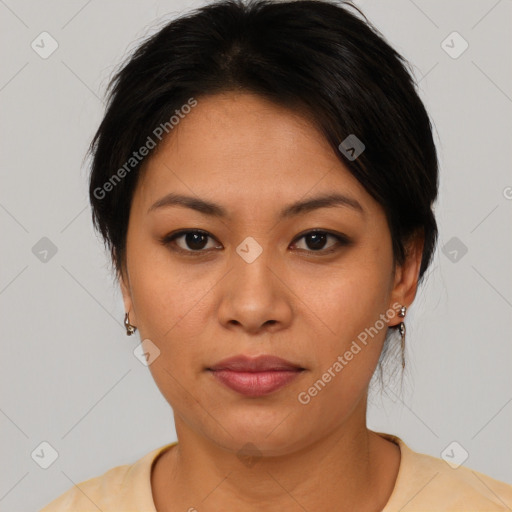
[134,92,376,218]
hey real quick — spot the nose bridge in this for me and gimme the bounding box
[217,234,292,331]
[231,235,277,293]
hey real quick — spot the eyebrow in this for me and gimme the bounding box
[147,192,365,218]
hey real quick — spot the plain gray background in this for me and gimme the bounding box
[1,1,511,510]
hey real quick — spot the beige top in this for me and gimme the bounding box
[40,433,512,511]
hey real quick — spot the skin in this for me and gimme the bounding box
[119,92,424,512]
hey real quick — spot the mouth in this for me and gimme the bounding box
[206,355,306,397]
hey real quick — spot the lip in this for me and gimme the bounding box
[207,355,305,397]
[208,355,304,372]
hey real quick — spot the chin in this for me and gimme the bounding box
[207,411,310,457]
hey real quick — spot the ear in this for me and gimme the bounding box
[387,231,424,327]
[119,266,137,326]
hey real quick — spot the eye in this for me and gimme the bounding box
[160,229,220,255]
[160,229,351,256]
[290,230,350,254]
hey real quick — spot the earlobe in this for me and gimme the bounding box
[388,233,424,326]
[119,268,136,326]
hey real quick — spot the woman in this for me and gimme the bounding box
[41,0,512,510]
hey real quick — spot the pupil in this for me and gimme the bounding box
[187,232,207,250]
[307,232,327,250]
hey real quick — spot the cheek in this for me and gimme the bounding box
[129,261,213,411]
[129,243,218,344]
[297,250,393,402]
[294,278,389,432]
[305,260,392,349]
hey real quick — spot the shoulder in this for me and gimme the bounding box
[39,443,176,512]
[379,433,512,512]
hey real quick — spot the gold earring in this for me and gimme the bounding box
[124,312,137,336]
[398,305,407,369]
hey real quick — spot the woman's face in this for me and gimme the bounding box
[120,92,421,455]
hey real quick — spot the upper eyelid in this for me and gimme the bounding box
[165,229,349,249]
[167,228,345,240]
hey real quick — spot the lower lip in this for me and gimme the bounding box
[209,369,303,397]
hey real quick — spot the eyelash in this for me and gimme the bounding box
[159,229,351,257]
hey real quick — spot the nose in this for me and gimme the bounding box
[217,244,294,335]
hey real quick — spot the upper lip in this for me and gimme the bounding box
[208,355,304,372]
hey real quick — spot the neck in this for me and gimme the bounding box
[152,402,400,512]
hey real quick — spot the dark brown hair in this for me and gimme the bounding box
[88,0,438,373]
